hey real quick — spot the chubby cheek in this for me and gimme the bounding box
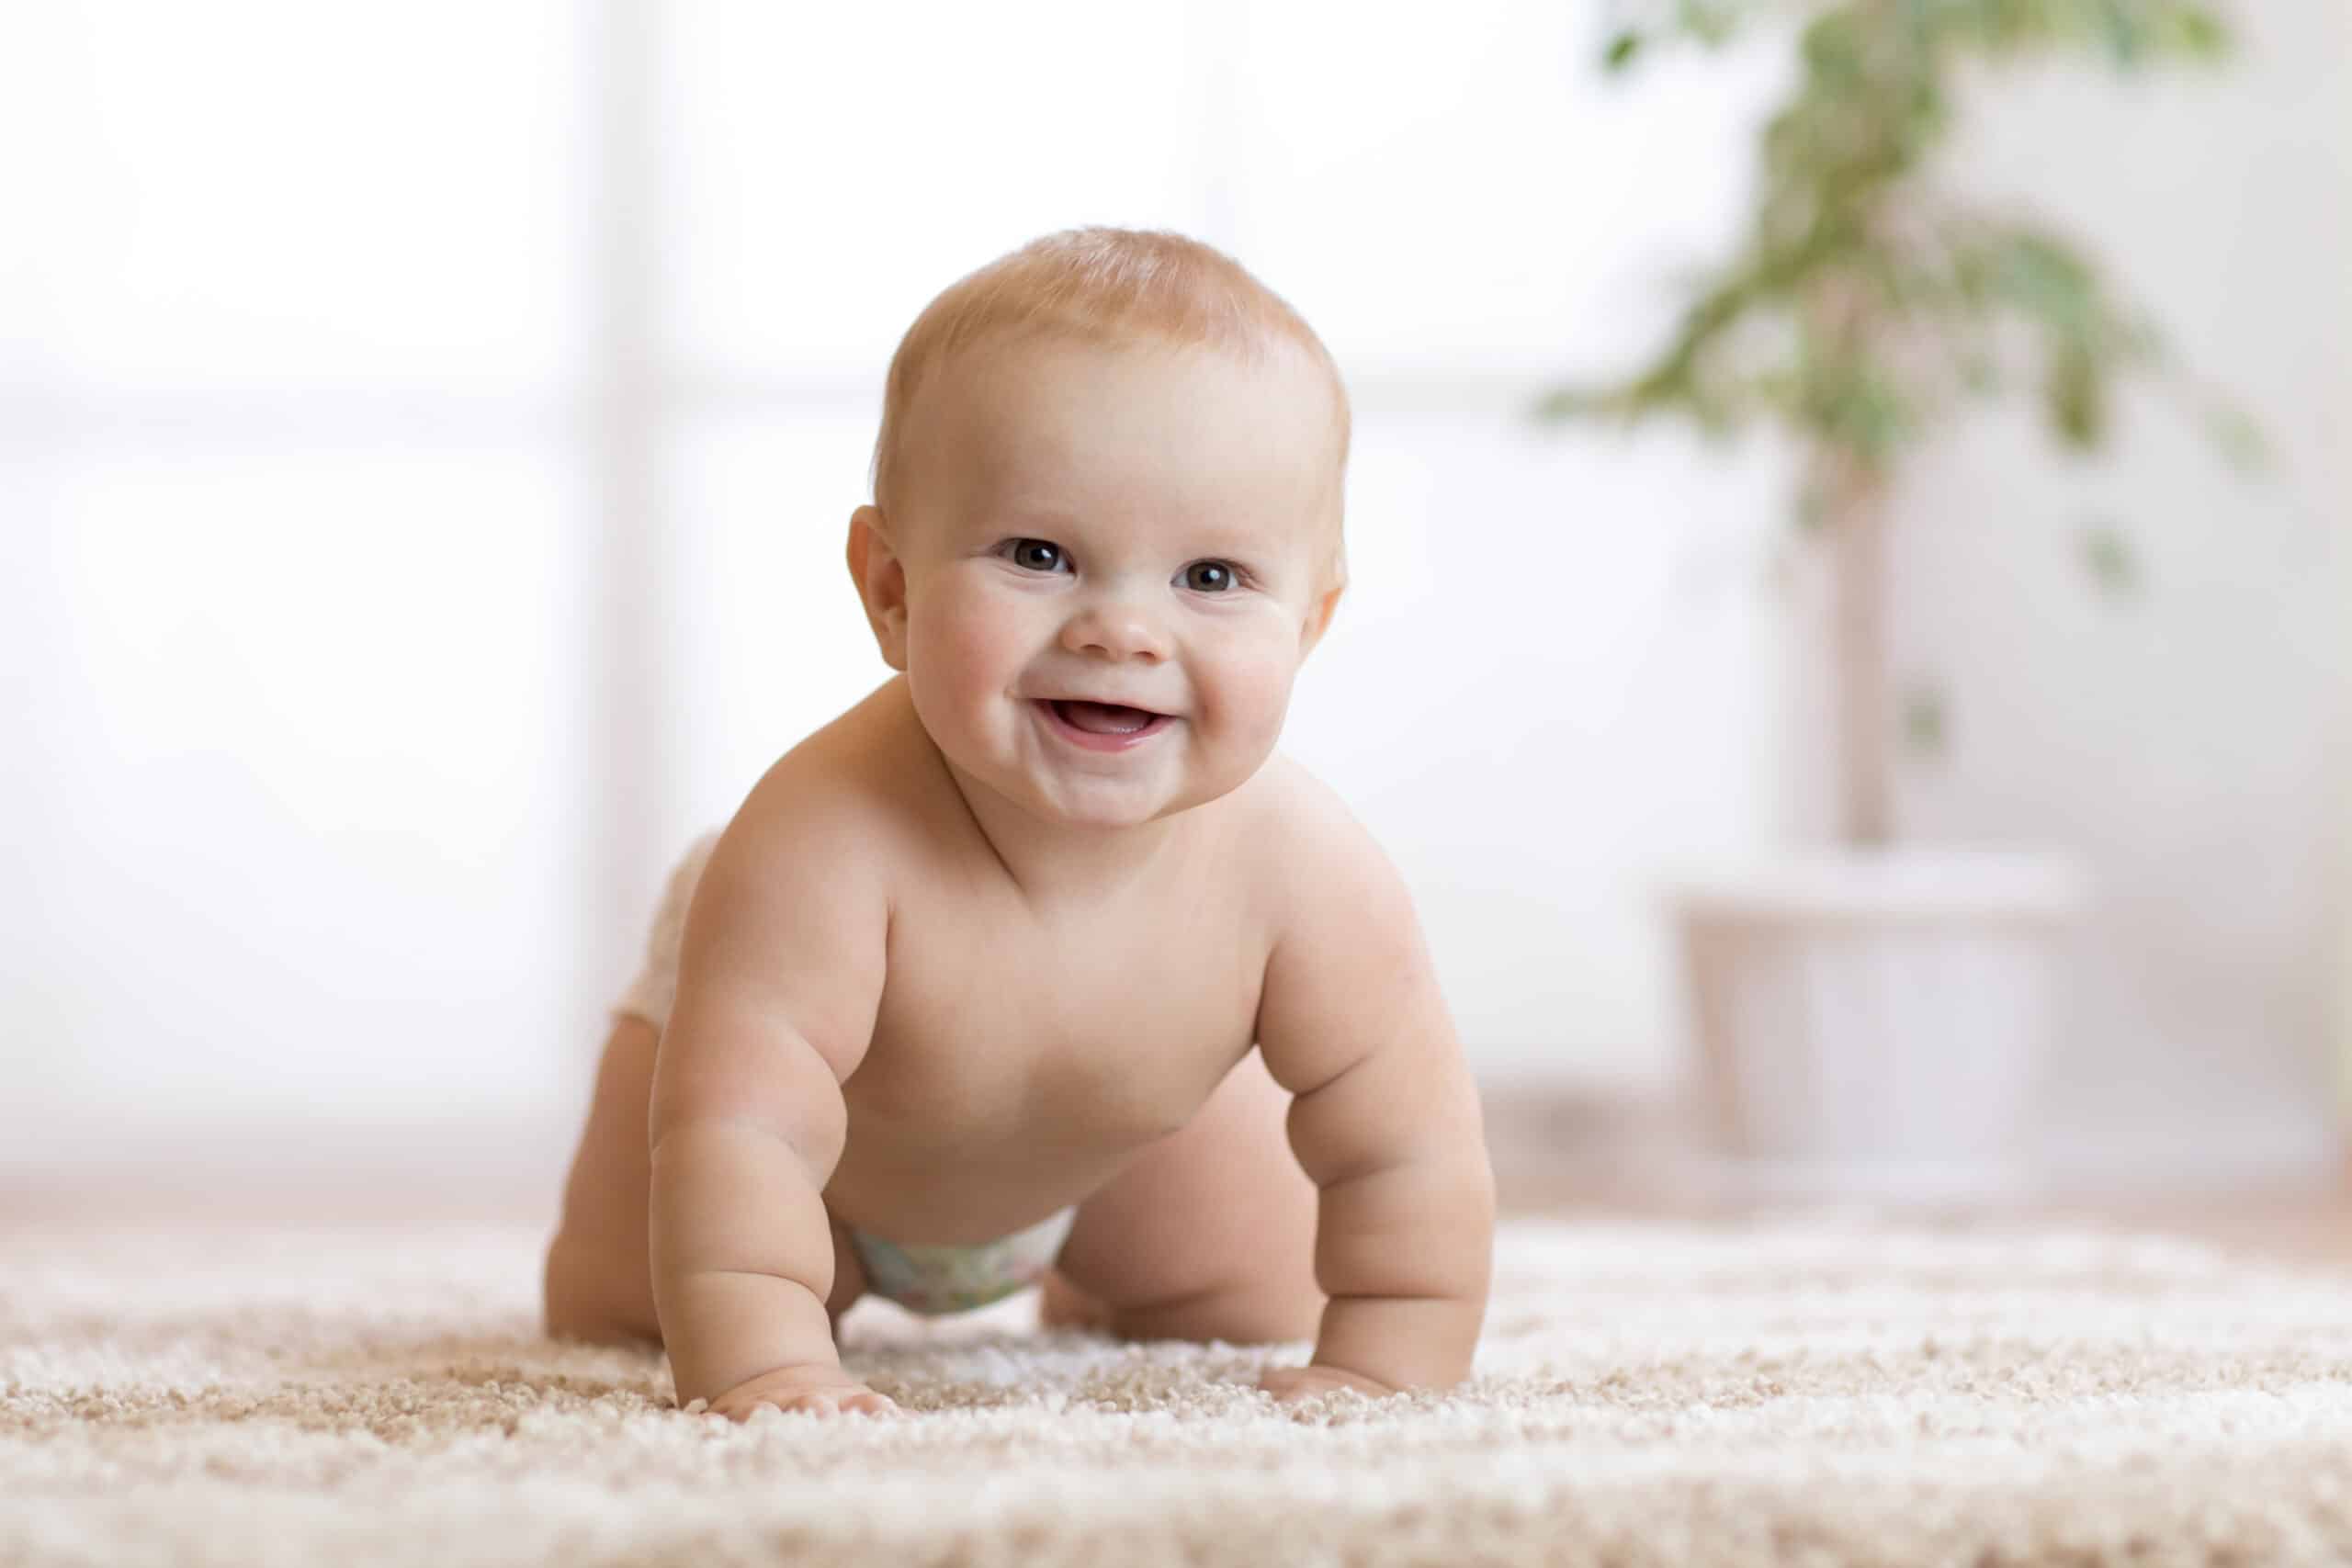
[1195,637,1302,767]
[906,586,1027,743]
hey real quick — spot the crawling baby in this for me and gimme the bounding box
[541,226,1496,1419]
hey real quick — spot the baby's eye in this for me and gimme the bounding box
[1183,560,1241,593]
[1005,538,1068,573]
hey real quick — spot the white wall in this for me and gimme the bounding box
[1,0,1795,1182]
[6,1,2342,1192]
[1883,0,2352,1184]
[0,1,599,1179]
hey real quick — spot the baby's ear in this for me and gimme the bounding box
[1298,580,1345,659]
[846,505,910,671]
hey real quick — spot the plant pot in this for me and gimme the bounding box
[1671,848,2091,1206]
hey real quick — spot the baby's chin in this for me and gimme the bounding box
[1034,751,1286,832]
[1022,777,1206,830]
[1011,761,1248,832]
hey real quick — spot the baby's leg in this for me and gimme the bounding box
[1043,1046,1320,1345]
[542,1012,868,1348]
[543,1014,665,1345]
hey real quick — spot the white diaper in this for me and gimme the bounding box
[612,829,723,1032]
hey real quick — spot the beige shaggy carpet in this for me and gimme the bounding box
[7,1215,2352,1567]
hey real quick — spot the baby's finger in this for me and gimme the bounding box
[1255,1368,1312,1401]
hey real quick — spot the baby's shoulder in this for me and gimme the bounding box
[1231,752,1396,915]
[720,686,931,878]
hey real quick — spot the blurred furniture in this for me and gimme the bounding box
[1674,851,2089,1203]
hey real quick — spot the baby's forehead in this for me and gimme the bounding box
[896,330,1345,542]
[944,335,1337,462]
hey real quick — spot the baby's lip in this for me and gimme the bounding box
[1035,694,1176,718]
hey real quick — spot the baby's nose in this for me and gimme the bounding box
[1060,599,1170,662]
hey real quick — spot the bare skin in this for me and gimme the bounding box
[542,686,1329,1394]
[542,333,1496,1418]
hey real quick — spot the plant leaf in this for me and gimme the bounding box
[1901,682,1949,761]
[2202,395,2271,474]
[2082,520,2141,597]
[2044,341,2107,447]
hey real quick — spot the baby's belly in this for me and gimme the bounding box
[822,1123,1148,1247]
[820,1027,1252,1246]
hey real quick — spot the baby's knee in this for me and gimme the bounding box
[1109,1275,1321,1347]
[541,1234,662,1348]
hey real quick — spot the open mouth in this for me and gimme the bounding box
[1035,698,1173,750]
[1049,699,1163,735]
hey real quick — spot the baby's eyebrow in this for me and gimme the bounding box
[1001,504,1081,530]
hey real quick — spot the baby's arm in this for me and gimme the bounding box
[1253,795,1496,1397]
[647,793,888,1416]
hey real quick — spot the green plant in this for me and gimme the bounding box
[1537,0,2261,845]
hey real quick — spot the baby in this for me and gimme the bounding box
[541,226,1496,1419]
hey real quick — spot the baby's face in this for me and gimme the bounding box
[880,335,1343,830]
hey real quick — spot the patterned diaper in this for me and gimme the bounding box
[845,1207,1080,1316]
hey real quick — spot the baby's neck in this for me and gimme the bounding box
[865,674,1214,909]
[940,761,1196,910]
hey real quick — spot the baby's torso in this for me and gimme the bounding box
[829,868,1267,1244]
[806,692,1291,1247]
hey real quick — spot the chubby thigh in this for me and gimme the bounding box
[1047,1044,1322,1344]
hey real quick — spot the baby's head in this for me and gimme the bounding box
[848,227,1351,830]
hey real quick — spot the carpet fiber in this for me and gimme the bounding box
[7,1215,2352,1565]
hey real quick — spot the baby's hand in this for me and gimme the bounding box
[1257,1363,1401,1404]
[698,1362,899,1421]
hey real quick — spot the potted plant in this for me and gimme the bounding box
[1538,0,2262,1202]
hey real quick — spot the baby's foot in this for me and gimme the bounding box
[697,1363,898,1420]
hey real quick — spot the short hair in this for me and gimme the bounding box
[868,226,1351,593]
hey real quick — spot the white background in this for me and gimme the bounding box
[2,1,2344,1197]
